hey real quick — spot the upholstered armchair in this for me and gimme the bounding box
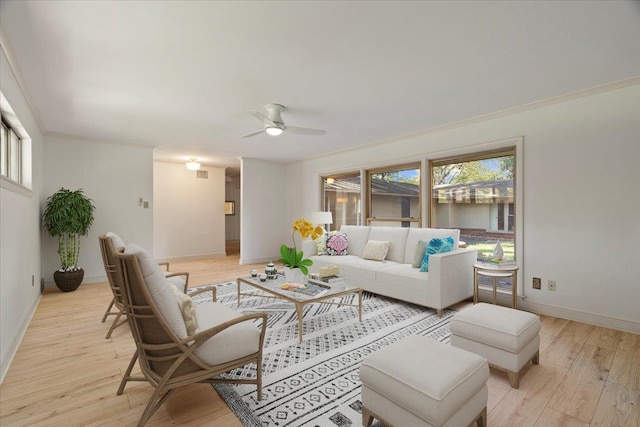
[99,233,210,339]
[114,243,267,426]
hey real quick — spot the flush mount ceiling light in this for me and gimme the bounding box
[186,158,201,170]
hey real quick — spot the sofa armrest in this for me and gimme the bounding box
[427,248,477,308]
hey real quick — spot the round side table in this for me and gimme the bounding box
[473,263,519,309]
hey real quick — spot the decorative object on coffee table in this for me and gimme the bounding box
[42,187,95,292]
[279,217,323,275]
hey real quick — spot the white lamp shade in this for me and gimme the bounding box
[309,211,333,225]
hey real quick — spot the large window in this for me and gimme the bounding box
[430,149,516,261]
[367,163,421,227]
[322,173,362,230]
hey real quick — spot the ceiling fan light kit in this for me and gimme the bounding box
[244,103,326,138]
[265,126,284,136]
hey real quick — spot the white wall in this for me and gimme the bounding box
[225,175,241,241]
[240,158,288,265]
[0,46,44,381]
[153,162,226,260]
[288,83,640,332]
[42,135,154,284]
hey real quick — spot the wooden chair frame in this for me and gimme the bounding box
[114,250,267,426]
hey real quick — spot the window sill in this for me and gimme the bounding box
[1,176,33,197]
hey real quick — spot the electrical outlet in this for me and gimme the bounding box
[533,277,541,290]
[548,280,556,291]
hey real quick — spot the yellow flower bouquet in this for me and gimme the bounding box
[279,218,324,275]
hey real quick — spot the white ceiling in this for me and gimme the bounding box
[1,1,639,175]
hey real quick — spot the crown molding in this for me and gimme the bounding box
[44,131,155,150]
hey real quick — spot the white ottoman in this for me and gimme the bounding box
[360,335,489,427]
[450,303,541,389]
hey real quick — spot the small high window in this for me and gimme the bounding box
[1,92,32,191]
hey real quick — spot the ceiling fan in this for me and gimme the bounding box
[243,104,326,138]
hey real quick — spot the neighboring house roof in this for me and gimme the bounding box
[434,179,514,202]
[326,177,419,197]
[325,177,514,202]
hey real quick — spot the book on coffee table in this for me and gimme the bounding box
[280,282,328,297]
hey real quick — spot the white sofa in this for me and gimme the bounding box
[302,225,477,316]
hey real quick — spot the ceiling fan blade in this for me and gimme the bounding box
[285,126,326,136]
[242,129,266,138]
[248,110,277,127]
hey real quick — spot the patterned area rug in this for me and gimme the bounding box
[192,281,455,427]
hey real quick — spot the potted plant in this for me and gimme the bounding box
[279,218,323,281]
[42,187,96,292]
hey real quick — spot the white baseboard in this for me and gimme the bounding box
[518,300,640,334]
[477,288,639,334]
[0,293,41,384]
[239,256,279,265]
[155,252,226,263]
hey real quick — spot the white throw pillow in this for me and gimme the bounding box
[170,285,199,336]
[362,240,391,261]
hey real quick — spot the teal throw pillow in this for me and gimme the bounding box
[420,237,454,272]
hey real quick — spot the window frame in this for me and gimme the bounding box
[426,137,524,296]
[366,162,421,227]
[1,92,33,195]
[321,172,363,229]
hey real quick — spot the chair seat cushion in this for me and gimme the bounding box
[449,303,541,353]
[194,303,261,366]
[360,335,488,426]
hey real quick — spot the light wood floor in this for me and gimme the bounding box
[1,242,638,426]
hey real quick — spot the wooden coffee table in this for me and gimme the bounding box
[237,275,363,342]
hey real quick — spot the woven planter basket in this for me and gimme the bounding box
[53,268,84,292]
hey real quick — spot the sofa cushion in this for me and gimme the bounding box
[367,227,409,263]
[339,225,371,257]
[420,237,455,272]
[375,263,433,293]
[326,233,349,255]
[362,240,391,261]
[125,243,188,339]
[404,228,460,264]
[412,239,430,268]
